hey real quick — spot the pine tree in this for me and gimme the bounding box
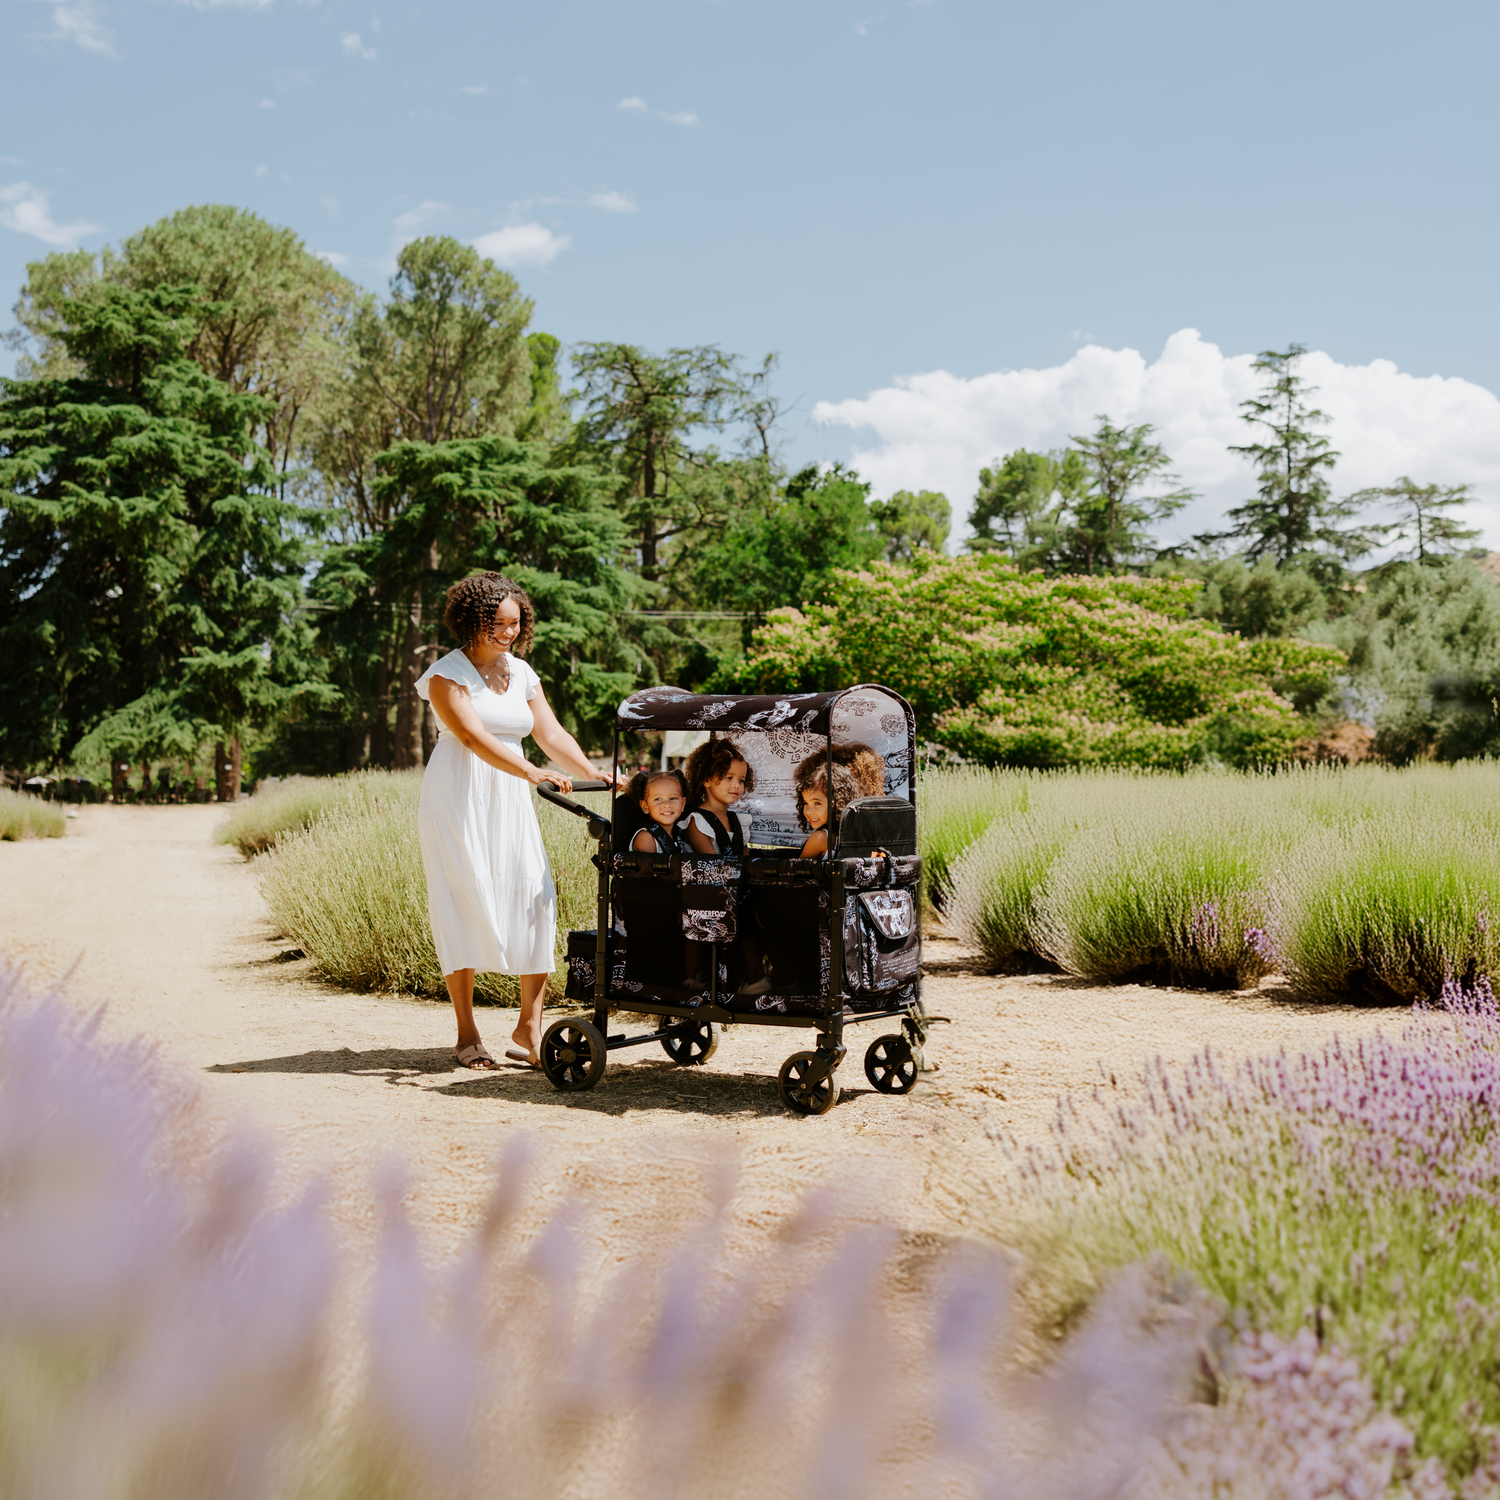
[1349,477,1481,564]
[1205,345,1379,577]
[0,285,323,780]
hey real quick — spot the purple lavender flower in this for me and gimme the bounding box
[1188,901,1221,952]
[1244,927,1277,964]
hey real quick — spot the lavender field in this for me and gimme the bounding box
[930,761,1500,1003]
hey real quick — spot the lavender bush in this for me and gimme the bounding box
[997,1007,1500,1486]
[0,965,1222,1500]
[943,761,1500,1001]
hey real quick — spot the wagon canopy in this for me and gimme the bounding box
[615,684,916,849]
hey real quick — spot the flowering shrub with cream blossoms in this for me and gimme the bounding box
[719,553,1342,769]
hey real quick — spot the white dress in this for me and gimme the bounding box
[415,649,556,976]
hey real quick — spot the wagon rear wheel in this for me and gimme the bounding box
[864,1034,917,1095]
[540,1017,607,1092]
[659,1019,721,1066]
[778,1051,838,1116]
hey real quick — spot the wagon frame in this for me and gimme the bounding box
[535,682,928,1114]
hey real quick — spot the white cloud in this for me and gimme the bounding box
[618,96,647,112]
[255,163,269,177]
[391,199,450,239]
[586,189,637,213]
[663,111,699,126]
[0,182,100,248]
[340,31,377,60]
[256,97,276,109]
[472,223,570,270]
[314,250,350,268]
[50,2,115,56]
[178,0,276,9]
[460,83,486,95]
[812,328,1500,551]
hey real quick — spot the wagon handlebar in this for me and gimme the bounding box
[536,779,613,837]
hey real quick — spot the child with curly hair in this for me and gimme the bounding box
[792,743,885,859]
[679,736,768,994]
[680,736,755,855]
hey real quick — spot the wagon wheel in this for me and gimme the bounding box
[659,1019,721,1066]
[778,1051,839,1116]
[864,1034,917,1095]
[540,1017,607,1092]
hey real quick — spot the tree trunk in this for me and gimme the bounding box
[392,591,425,770]
[371,646,392,767]
[214,737,242,802]
[111,758,130,802]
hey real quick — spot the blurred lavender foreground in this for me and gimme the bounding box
[0,963,1224,1500]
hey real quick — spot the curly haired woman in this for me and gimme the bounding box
[416,572,612,1070]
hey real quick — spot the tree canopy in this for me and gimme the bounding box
[719,554,1342,770]
[0,283,323,772]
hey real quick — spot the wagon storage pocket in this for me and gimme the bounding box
[680,857,740,943]
[843,888,919,995]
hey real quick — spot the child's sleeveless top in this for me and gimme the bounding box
[639,821,689,856]
[681,809,749,855]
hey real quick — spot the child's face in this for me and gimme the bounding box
[802,787,828,831]
[640,780,685,828]
[706,761,748,806]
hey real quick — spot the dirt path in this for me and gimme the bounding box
[0,803,1404,1257]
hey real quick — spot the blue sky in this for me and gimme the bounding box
[5,0,1499,540]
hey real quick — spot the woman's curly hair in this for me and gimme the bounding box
[443,572,535,655]
[792,742,885,831]
[683,736,755,809]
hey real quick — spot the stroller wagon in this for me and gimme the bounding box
[535,683,927,1115]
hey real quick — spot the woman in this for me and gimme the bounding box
[415,572,608,1070]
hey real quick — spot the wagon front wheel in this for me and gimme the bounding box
[778,1051,838,1116]
[540,1017,607,1092]
[864,1034,917,1094]
[659,1019,721,1066]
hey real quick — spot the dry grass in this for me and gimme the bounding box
[0,789,65,841]
[256,783,603,1004]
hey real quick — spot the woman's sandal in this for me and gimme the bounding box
[504,1045,540,1069]
[454,1043,500,1070]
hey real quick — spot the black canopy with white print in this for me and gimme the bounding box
[615,684,915,849]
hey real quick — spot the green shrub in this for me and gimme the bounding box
[947,813,1067,971]
[1280,816,1500,1002]
[916,765,1024,916]
[257,787,603,1003]
[940,761,1500,996]
[0,789,65,841]
[1035,800,1280,988]
[216,770,419,857]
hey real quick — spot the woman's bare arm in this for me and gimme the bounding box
[427,676,573,791]
[529,684,611,783]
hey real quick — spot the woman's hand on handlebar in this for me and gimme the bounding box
[529,766,573,794]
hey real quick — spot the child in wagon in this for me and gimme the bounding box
[794,743,885,858]
[679,736,769,995]
[626,768,691,855]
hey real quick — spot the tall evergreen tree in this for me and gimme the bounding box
[1054,418,1191,573]
[1350,476,1481,564]
[966,420,1187,574]
[309,236,539,766]
[296,438,643,760]
[1204,345,1378,577]
[11,206,363,495]
[0,285,322,785]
